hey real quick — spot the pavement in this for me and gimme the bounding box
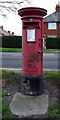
[10,92,48,118]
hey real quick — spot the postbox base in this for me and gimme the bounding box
[21,75,43,96]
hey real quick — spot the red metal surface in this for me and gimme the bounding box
[18,7,47,77]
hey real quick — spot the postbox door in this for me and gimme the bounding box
[22,21,43,77]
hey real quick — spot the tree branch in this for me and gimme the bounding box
[0,0,31,17]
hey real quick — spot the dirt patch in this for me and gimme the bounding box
[2,75,59,118]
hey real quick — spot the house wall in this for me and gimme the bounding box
[59,23,60,37]
[43,22,59,38]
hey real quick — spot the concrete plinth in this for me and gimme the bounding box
[10,92,48,118]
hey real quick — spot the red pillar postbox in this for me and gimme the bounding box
[18,7,47,95]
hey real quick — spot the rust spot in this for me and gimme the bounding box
[28,53,40,62]
[26,52,40,70]
[27,62,37,69]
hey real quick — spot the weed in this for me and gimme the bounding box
[2,98,13,118]
[2,88,9,96]
[2,103,12,118]
[48,102,60,118]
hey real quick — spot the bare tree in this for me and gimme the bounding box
[0,0,31,17]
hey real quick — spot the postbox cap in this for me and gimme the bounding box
[18,7,47,19]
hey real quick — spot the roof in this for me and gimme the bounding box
[44,12,60,22]
[0,26,14,36]
[0,27,10,36]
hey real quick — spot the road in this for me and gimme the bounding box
[0,52,59,70]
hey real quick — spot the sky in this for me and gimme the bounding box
[0,0,60,36]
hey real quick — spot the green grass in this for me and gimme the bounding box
[0,98,2,111]
[43,49,60,52]
[2,91,12,118]
[0,70,2,79]
[0,48,60,52]
[44,71,60,84]
[48,102,60,118]
[0,93,2,97]
[2,88,9,96]
[2,99,12,118]
[0,48,22,52]
[44,71,60,79]
[0,70,22,79]
[0,70,60,79]
[0,89,9,97]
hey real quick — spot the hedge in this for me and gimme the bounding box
[46,38,60,49]
[0,36,22,48]
[0,36,60,49]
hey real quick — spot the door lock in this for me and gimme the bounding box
[37,51,41,53]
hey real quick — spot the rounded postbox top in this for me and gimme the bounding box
[18,7,47,19]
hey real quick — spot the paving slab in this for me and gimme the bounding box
[10,92,48,118]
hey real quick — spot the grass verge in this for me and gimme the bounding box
[48,102,60,118]
[2,98,13,118]
[44,71,60,79]
[0,48,22,52]
[43,49,60,52]
[0,48,60,52]
[0,70,22,79]
[0,70,59,77]
[0,70,60,80]
[44,71,60,84]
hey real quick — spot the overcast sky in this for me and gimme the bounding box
[0,0,59,35]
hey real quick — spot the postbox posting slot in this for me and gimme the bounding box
[23,22,40,29]
[24,22,39,25]
[27,28,35,42]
